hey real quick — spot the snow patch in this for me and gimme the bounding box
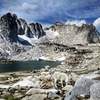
[56,56,66,61]
[18,35,32,44]
[18,35,39,45]
[39,56,50,61]
[39,56,66,61]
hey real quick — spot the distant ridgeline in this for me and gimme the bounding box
[0,12,100,61]
[49,22,100,45]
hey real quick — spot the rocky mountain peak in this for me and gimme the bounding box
[0,12,46,59]
[28,22,45,39]
[0,12,46,44]
[0,12,18,42]
[49,23,100,45]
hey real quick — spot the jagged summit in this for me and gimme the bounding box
[0,12,46,44]
[0,13,18,42]
[0,12,46,59]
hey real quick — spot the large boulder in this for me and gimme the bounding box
[64,77,94,100]
[90,82,100,100]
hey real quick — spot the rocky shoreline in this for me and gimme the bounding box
[0,66,100,100]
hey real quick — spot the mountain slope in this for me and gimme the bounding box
[0,13,46,59]
[48,23,100,45]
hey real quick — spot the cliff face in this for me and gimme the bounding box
[49,23,100,45]
[0,13,18,42]
[0,13,46,44]
[0,13,46,59]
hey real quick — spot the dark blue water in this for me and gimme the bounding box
[0,60,61,72]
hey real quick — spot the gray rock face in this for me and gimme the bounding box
[29,23,45,38]
[65,77,94,100]
[50,24,100,45]
[0,12,45,43]
[17,19,46,39]
[90,82,100,100]
[73,77,94,96]
[17,18,28,35]
[0,13,18,42]
[0,12,46,60]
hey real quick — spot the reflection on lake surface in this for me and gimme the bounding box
[0,60,61,73]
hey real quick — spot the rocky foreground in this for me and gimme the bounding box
[0,42,100,100]
[0,66,100,100]
[1,42,100,100]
